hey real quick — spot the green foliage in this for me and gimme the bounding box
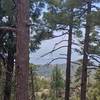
[51,66,64,90]
[75,30,83,38]
[44,12,70,28]
[48,0,62,7]
[65,0,82,8]
[50,66,64,99]
[89,31,100,55]
[74,66,81,83]
[1,0,15,16]
[91,11,100,26]
[95,68,100,82]
[86,68,100,100]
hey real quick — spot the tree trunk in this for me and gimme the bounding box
[16,0,29,100]
[3,32,14,100]
[65,9,73,100]
[80,1,91,100]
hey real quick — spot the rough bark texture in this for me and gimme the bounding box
[16,0,29,100]
[4,32,14,100]
[80,1,91,100]
[65,10,73,100]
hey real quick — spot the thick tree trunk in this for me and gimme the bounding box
[65,9,73,100]
[16,0,29,100]
[3,32,14,100]
[80,1,91,100]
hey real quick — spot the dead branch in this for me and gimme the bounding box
[46,57,81,65]
[92,55,100,59]
[41,46,68,58]
[51,32,68,39]
[47,57,66,65]
[55,27,68,31]
[41,44,77,58]
[53,40,68,50]
[92,5,100,11]
[87,67,98,70]
[59,53,67,56]
[89,55,100,63]
[0,27,16,32]
[53,40,79,50]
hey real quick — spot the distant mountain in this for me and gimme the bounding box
[36,63,79,78]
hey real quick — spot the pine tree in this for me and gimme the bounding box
[51,65,64,100]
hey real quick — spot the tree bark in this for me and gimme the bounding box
[3,32,14,100]
[65,9,73,100]
[16,0,29,100]
[80,1,91,100]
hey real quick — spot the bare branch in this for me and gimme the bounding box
[51,32,68,39]
[41,44,78,58]
[0,27,16,32]
[53,40,68,50]
[53,40,79,52]
[59,53,67,56]
[46,57,81,65]
[47,57,66,65]
[72,61,81,65]
[92,5,100,11]
[41,46,68,57]
[55,27,68,31]
[87,67,98,70]
[92,55,100,59]
[89,55,100,63]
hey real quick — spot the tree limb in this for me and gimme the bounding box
[46,57,81,65]
[47,57,66,65]
[41,46,68,57]
[53,39,80,50]
[51,32,68,39]
[0,27,16,32]
[92,5,100,11]
[89,55,100,63]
